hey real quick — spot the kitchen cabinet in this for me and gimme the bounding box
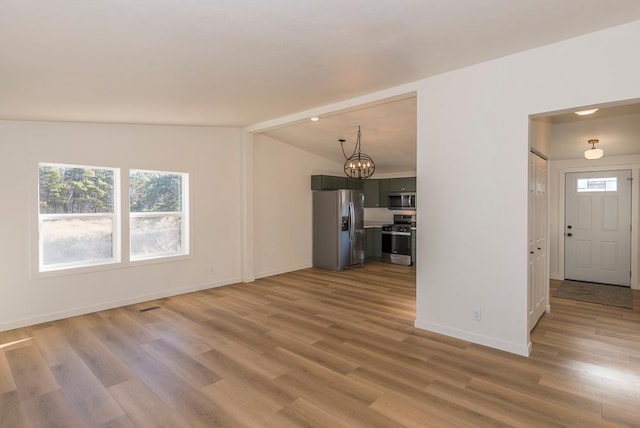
[411,229,416,265]
[408,177,416,192]
[312,175,414,209]
[348,178,364,191]
[363,179,380,207]
[311,175,363,191]
[377,179,389,207]
[388,177,416,192]
[311,175,347,190]
[376,177,415,207]
[365,227,382,261]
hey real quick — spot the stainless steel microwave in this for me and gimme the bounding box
[388,192,416,210]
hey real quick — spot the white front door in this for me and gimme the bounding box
[565,170,631,286]
[528,152,547,331]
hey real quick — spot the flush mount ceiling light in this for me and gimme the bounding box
[575,108,599,116]
[584,139,603,160]
[340,126,375,179]
[310,116,320,121]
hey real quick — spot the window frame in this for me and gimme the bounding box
[576,177,618,193]
[37,162,121,273]
[129,169,190,262]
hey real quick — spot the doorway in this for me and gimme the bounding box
[564,170,632,286]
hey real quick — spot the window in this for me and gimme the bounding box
[577,177,617,192]
[129,170,189,260]
[38,163,120,271]
[36,164,188,273]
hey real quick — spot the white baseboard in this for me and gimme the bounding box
[414,318,530,357]
[0,277,241,333]
[549,273,563,281]
[254,264,312,279]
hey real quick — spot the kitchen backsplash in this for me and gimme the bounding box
[364,208,415,223]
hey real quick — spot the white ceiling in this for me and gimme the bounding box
[1,1,640,127]
[263,97,640,174]
[263,97,417,174]
[547,103,640,160]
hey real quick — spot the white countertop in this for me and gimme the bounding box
[364,221,387,228]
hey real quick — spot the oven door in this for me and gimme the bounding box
[381,230,412,265]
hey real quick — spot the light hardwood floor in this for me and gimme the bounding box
[1,263,639,427]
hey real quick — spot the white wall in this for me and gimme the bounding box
[253,133,343,278]
[530,118,551,157]
[0,120,243,331]
[415,20,640,355]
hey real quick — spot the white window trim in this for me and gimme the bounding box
[129,169,190,262]
[576,177,618,192]
[36,162,121,274]
[31,163,193,279]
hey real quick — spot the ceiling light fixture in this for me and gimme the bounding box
[310,116,320,122]
[574,108,599,116]
[584,139,603,160]
[340,126,375,179]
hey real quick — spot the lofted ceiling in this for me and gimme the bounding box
[1,1,640,128]
[263,97,417,174]
[263,98,640,173]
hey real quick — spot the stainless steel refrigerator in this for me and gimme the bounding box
[313,189,365,270]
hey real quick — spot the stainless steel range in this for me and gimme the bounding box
[381,214,415,266]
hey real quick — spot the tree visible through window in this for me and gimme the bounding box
[130,170,189,260]
[38,163,119,271]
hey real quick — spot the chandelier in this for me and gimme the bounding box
[340,126,375,179]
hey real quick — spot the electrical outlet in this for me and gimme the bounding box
[472,309,482,321]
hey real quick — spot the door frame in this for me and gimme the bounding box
[554,164,639,289]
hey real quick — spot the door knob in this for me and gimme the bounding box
[567,225,572,229]
[567,233,572,237]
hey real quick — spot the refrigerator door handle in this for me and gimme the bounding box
[349,201,355,242]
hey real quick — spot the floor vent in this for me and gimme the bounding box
[138,305,161,313]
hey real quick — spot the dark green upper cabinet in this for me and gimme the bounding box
[311,175,366,191]
[363,179,380,207]
[347,178,364,191]
[311,175,414,209]
[388,177,416,193]
[311,175,348,191]
[405,177,416,192]
[377,179,389,207]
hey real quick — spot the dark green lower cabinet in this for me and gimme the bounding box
[411,229,416,265]
[365,228,382,261]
